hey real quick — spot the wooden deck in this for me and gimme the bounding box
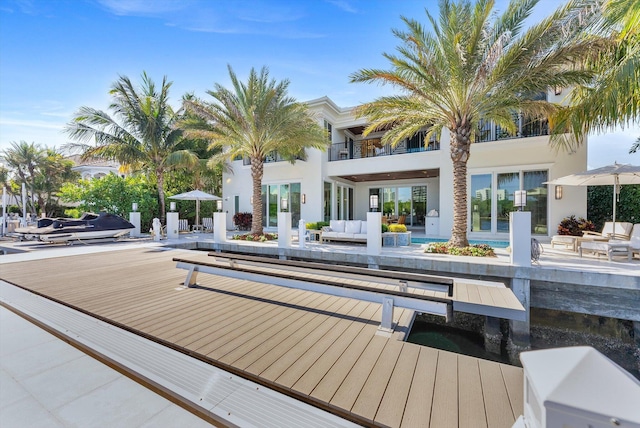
[0,247,523,427]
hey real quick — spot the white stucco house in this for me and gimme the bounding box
[221,90,586,240]
[68,155,121,180]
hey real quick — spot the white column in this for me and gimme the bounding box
[129,212,141,237]
[367,212,382,255]
[152,218,162,242]
[509,211,531,267]
[278,212,292,248]
[214,212,227,243]
[298,219,306,249]
[166,212,179,239]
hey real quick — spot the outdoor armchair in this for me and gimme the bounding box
[582,221,633,241]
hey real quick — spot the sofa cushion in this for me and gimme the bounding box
[353,233,367,240]
[322,231,339,238]
[360,221,367,234]
[330,220,345,233]
[345,220,362,234]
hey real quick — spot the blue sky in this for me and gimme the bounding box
[0,0,637,168]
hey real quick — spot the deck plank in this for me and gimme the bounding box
[374,342,420,427]
[0,247,524,428]
[479,359,517,428]
[429,351,459,428]
[458,354,488,428]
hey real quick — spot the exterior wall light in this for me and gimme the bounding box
[555,185,563,200]
[170,202,176,212]
[514,190,527,211]
[281,197,288,212]
[369,194,379,212]
[132,202,138,212]
[301,194,306,204]
[216,200,222,212]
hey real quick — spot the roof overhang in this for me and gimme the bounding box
[336,168,439,183]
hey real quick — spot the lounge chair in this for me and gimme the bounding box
[582,221,633,241]
[202,217,213,232]
[579,239,632,261]
[178,219,190,233]
[578,222,637,261]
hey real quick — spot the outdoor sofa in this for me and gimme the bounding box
[321,220,368,243]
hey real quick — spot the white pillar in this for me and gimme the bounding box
[21,183,26,227]
[367,212,382,255]
[166,212,179,239]
[509,211,531,267]
[152,218,162,242]
[1,186,6,236]
[278,212,292,248]
[214,212,227,243]
[298,219,306,249]
[129,212,141,237]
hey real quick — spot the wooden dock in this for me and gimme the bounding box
[0,247,523,427]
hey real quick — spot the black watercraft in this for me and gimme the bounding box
[19,212,134,243]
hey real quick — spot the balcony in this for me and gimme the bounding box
[242,152,303,166]
[476,115,549,143]
[329,132,440,162]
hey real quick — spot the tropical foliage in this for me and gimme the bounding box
[551,0,640,151]
[587,184,640,228]
[1,141,77,216]
[556,215,595,236]
[350,0,602,247]
[59,173,158,230]
[64,72,199,222]
[182,65,329,235]
[424,242,496,257]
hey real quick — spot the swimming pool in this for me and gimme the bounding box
[412,237,510,248]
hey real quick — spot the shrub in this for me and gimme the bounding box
[305,222,318,230]
[388,224,407,233]
[381,224,389,233]
[233,212,253,231]
[424,242,495,257]
[557,215,595,236]
[232,232,278,242]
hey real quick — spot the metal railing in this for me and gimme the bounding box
[328,135,440,162]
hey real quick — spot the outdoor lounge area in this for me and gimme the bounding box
[550,222,640,261]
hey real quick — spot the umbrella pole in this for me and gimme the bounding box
[612,176,618,238]
[196,199,200,227]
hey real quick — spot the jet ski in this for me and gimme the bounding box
[22,212,134,243]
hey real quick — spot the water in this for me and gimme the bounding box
[407,318,513,365]
[412,237,510,248]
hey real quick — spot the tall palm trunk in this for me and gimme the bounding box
[449,121,471,247]
[250,157,264,235]
[157,169,166,223]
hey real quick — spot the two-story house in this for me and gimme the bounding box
[221,91,586,240]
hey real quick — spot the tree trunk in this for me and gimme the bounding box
[157,170,166,223]
[250,157,264,235]
[449,122,472,247]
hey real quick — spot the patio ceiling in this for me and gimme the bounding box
[337,168,440,182]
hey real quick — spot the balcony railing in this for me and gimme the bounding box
[476,115,549,143]
[328,132,440,162]
[242,152,303,166]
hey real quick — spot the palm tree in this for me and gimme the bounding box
[2,141,45,214]
[350,0,602,247]
[182,65,328,235]
[551,0,639,150]
[65,72,198,221]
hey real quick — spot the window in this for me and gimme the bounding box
[471,174,492,232]
[471,170,548,234]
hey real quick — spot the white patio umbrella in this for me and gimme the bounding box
[546,162,640,237]
[169,190,221,227]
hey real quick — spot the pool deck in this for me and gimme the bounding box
[0,232,638,427]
